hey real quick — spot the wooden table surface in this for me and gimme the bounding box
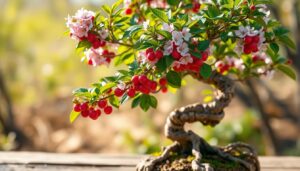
[0,152,299,171]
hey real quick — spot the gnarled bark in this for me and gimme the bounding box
[137,72,260,171]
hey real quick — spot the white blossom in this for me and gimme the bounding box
[182,27,192,41]
[172,31,184,46]
[177,42,189,56]
[163,40,173,55]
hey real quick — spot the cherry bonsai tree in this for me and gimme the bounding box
[66,0,296,170]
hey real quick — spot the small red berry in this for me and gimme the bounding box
[161,86,168,93]
[88,59,93,65]
[244,36,253,44]
[150,81,158,91]
[250,5,256,11]
[98,100,107,108]
[99,40,106,47]
[114,88,124,97]
[139,86,150,94]
[147,52,156,61]
[159,78,167,86]
[252,36,260,43]
[155,50,164,59]
[125,8,133,15]
[172,49,181,59]
[104,106,113,114]
[252,55,260,62]
[87,33,97,43]
[92,40,101,49]
[146,48,154,55]
[139,75,148,84]
[81,110,89,118]
[80,102,89,111]
[127,88,136,97]
[132,75,140,85]
[89,109,100,120]
[73,104,81,112]
[102,50,109,56]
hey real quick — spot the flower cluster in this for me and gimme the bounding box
[66,8,95,40]
[235,26,266,55]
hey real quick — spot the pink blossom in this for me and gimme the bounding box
[182,28,192,41]
[85,48,108,67]
[172,31,184,46]
[163,40,173,55]
[66,8,95,40]
[177,42,189,56]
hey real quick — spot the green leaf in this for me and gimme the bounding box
[190,51,202,58]
[166,71,181,88]
[102,5,111,14]
[109,96,120,108]
[155,55,174,72]
[278,35,296,50]
[200,63,212,79]
[254,0,272,5]
[276,64,297,80]
[207,5,220,18]
[131,95,141,108]
[149,95,158,108]
[122,25,142,39]
[167,0,180,6]
[76,40,91,49]
[140,94,150,112]
[197,40,210,51]
[270,43,279,54]
[69,110,80,123]
[120,94,129,104]
[156,30,172,39]
[73,88,88,94]
[150,8,169,23]
[100,82,117,93]
[112,0,122,12]
[274,27,289,36]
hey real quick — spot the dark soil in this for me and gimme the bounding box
[153,153,249,171]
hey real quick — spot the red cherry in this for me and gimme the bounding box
[89,109,100,120]
[92,40,101,49]
[252,36,260,43]
[244,36,253,44]
[80,102,89,111]
[155,50,164,59]
[159,78,167,86]
[88,59,93,65]
[99,40,106,47]
[249,43,258,52]
[250,5,256,11]
[252,55,260,62]
[127,88,136,97]
[81,110,89,118]
[147,52,156,61]
[146,48,154,55]
[139,86,150,94]
[87,33,97,43]
[105,57,111,63]
[114,88,124,97]
[104,106,113,114]
[172,49,181,59]
[139,75,148,84]
[73,104,81,112]
[125,8,133,15]
[201,51,208,61]
[102,50,109,56]
[161,86,168,93]
[150,81,158,91]
[132,75,140,85]
[98,100,107,108]
[243,45,252,54]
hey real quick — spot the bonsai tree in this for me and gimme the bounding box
[66,0,296,170]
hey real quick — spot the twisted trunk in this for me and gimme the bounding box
[137,72,259,171]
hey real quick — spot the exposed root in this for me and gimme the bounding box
[136,134,259,171]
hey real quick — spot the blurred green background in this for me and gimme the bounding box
[0,0,299,156]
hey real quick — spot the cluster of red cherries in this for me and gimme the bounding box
[114,75,168,99]
[172,49,208,72]
[146,48,164,62]
[243,35,260,54]
[73,100,113,120]
[215,62,233,74]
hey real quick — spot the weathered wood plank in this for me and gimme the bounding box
[0,152,298,171]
